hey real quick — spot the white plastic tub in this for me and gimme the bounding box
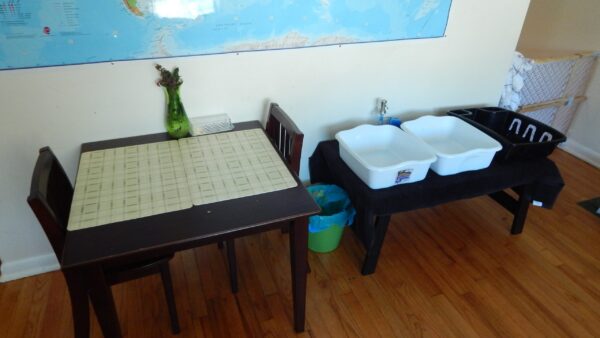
[335,124,437,189]
[401,116,502,176]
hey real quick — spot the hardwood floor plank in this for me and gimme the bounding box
[168,253,203,338]
[461,290,528,338]
[303,278,338,338]
[21,274,52,338]
[0,277,24,337]
[429,294,480,338]
[262,293,299,338]
[181,249,208,319]
[252,232,284,296]
[4,276,37,338]
[37,273,69,338]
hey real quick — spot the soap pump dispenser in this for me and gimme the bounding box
[378,99,388,125]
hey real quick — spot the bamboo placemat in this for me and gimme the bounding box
[68,140,192,231]
[179,129,298,206]
[68,129,297,231]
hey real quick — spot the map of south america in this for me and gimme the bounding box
[0,0,452,70]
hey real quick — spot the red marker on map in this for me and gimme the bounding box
[43,26,51,35]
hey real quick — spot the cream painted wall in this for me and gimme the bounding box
[0,0,531,281]
[517,0,600,166]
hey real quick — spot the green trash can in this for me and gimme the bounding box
[307,184,356,253]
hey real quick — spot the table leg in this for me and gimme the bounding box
[353,208,374,248]
[361,215,391,275]
[63,269,91,338]
[88,266,122,338]
[289,217,308,332]
[511,184,533,235]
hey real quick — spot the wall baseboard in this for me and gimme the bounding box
[559,139,600,168]
[0,254,59,283]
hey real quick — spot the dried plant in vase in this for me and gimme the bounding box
[156,64,190,139]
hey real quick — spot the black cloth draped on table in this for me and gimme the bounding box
[309,140,564,216]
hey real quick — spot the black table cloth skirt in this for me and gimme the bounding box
[310,141,563,215]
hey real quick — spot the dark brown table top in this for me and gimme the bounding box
[62,121,320,268]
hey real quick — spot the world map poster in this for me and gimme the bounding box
[0,0,452,70]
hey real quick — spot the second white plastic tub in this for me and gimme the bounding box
[401,116,502,176]
[335,124,437,189]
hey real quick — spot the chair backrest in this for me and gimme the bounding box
[27,147,73,259]
[265,103,304,175]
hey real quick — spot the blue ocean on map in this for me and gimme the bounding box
[0,0,452,70]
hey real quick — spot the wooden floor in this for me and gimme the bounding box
[1,149,599,338]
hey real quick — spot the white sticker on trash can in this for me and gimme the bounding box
[395,169,413,184]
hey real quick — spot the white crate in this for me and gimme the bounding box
[402,116,502,176]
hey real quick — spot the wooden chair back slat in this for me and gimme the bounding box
[265,103,304,175]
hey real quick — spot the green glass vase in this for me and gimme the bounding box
[164,88,190,139]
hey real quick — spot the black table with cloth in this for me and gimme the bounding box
[309,140,564,275]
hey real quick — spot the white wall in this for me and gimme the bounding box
[518,0,600,167]
[0,0,530,282]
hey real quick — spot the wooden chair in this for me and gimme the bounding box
[27,147,180,335]
[265,102,304,235]
[223,103,304,293]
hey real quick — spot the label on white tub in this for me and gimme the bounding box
[395,169,413,184]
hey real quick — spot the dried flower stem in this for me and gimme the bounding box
[155,64,183,89]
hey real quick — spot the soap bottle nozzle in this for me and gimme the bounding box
[379,99,388,124]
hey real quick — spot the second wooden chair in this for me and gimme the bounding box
[223,103,304,293]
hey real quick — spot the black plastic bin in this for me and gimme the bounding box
[448,107,566,161]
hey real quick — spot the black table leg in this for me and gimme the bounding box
[511,184,533,234]
[63,268,91,338]
[361,215,391,275]
[489,184,534,235]
[354,208,374,248]
[289,217,308,332]
[159,262,181,334]
[88,266,122,338]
